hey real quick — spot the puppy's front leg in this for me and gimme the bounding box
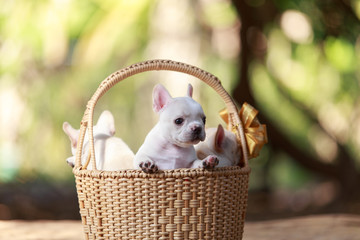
[139,158,159,173]
[191,155,219,169]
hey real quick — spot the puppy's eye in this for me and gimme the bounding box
[202,116,206,124]
[174,118,184,125]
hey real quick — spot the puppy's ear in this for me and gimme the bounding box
[214,124,225,153]
[96,110,115,136]
[63,122,80,148]
[187,84,193,98]
[153,84,172,113]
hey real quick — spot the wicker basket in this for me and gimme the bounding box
[73,59,251,240]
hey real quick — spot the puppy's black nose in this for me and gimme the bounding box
[192,126,202,135]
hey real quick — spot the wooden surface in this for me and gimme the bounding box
[244,214,360,240]
[0,214,359,240]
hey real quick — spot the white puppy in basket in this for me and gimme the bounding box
[63,110,134,170]
[134,84,219,173]
[195,124,241,167]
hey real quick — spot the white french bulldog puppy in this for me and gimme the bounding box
[134,84,219,173]
[195,124,241,167]
[63,110,134,170]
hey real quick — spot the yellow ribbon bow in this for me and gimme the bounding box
[219,102,268,159]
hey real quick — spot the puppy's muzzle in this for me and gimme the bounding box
[190,125,205,141]
[192,125,202,135]
[67,162,75,168]
[66,158,75,168]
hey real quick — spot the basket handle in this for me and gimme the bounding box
[75,59,249,170]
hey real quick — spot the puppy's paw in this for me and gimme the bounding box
[202,155,219,169]
[139,160,159,173]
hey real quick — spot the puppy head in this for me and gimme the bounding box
[63,110,116,166]
[153,84,207,148]
[196,125,241,166]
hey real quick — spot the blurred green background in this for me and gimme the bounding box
[0,0,359,220]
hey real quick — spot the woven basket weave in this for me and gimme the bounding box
[73,59,251,240]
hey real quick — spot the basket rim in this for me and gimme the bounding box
[73,165,251,179]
